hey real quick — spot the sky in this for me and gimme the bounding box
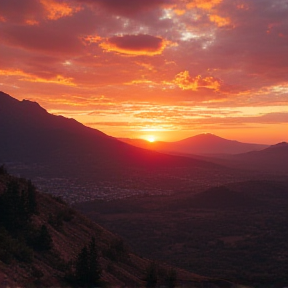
[0,0,287,144]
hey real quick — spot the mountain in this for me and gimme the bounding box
[0,91,218,168]
[119,133,269,155]
[1,169,234,287]
[0,91,235,202]
[229,142,288,173]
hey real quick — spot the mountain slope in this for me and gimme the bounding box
[0,92,237,201]
[230,142,288,173]
[119,133,268,155]
[0,91,222,168]
[1,169,233,287]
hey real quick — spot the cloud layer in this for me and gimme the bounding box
[0,0,287,142]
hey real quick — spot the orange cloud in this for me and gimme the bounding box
[187,0,223,10]
[174,71,221,91]
[124,80,154,85]
[81,35,102,45]
[25,19,39,26]
[40,0,81,20]
[0,69,76,86]
[174,9,186,16]
[209,14,231,27]
[100,34,171,56]
[236,4,249,10]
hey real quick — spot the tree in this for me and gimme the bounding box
[88,237,101,284]
[35,225,53,251]
[74,237,102,287]
[0,179,38,232]
[26,180,38,215]
[75,246,89,284]
[0,165,8,175]
[0,180,23,231]
[165,268,177,288]
[145,262,158,288]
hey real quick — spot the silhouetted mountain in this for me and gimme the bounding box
[119,133,268,155]
[187,186,261,209]
[229,142,288,173]
[0,92,235,199]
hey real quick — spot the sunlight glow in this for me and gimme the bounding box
[147,136,156,142]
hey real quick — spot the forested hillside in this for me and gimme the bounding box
[0,166,235,287]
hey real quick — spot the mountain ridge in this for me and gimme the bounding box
[0,91,236,202]
[119,133,269,155]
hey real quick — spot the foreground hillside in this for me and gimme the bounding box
[0,167,237,287]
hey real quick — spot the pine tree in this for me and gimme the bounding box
[166,268,177,288]
[37,225,53,251]
[88,237,101,284]
[0,165,8,175]
[26,180,37,215]
[74,237,102,287]
[75,246,89,285]
[145,262,158,288]
[0,180,22,231]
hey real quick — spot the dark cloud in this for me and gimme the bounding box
[101,34,167,55]
[0,0,44,23]
[75,0,174,17]
[0,23,83,55]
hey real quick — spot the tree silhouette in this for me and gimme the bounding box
[35,225,53,251]
[26,180,38,216]
[75,246,89,284]
[0,180,23,231]
[145,261,158,288]
[0,165,8,175]
[0,179,38,232]
[74,237,101,287]
[165,268,177,288]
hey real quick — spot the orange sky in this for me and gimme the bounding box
[0,0,287,144]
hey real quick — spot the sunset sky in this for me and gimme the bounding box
[0,0,287,144]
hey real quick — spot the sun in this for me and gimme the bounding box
[147,135,156,143]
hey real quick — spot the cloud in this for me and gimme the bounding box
[186,0,223,10]
[0,69,76,86]
[1,23,83,55]
[0,0,44,24]
[209,14,231,27]
[40,0,82,20]
[100,34,170,56]
[0,0,287,143]
[174,71,221,91]
[75,0,174,17]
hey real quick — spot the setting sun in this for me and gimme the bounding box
[147,136,156,143]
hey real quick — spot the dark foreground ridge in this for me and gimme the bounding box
[0,167,238,287]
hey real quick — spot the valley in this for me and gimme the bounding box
[75,180,288,287]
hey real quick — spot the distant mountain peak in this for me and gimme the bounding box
[21,99,47,113]
[273,142,288,147]
[195,133,223,139]
[0,91,18,104]
[0,92,48,117]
